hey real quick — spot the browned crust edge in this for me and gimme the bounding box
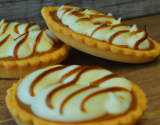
[0,44,71,78]
[6,76,147,125]
[41,6,160,63]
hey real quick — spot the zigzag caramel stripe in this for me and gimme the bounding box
[29,65,70,96]
[14,22,37,34]
[14,23,23,34]
[0,34,11,46]
[91,24,128,37]
[1,23,9,34]
[131,27,148,50]
[25,22,36,32]
[33,28,56,51]
[90,15,114,24]
[91,23,108,36]
[107,30,129,44]
[13,32,29,59]
[33,28,46,51]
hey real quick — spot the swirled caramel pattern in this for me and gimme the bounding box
[0,19,61,59]
[17,65,134,122]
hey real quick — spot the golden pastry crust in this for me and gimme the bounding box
[0,44,70,78]
[41,6,160,63]
[6,77,147,125]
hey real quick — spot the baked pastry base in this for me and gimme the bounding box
[0,44,70,78]
[6,78,147,125]
[41,7,160,63]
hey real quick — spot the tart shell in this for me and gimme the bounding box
[0,44,70,78]
[41,7,160,63]
[6,77,147,125]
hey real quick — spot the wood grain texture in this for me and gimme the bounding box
[0,13,160,125]
[0,0,160,28]
[0,79,18,125]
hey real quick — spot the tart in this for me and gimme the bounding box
[0,19,70,78]
[6,65,147,125]
[41,5,160,63]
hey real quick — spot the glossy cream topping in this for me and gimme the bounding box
[0,19,40,38]
[17,65,132,122]
[0,19,58,58]
[57,5,150,50]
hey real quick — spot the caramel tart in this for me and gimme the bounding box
[0,20,70,78]
[6,65,147,125]
[41,5,160,63]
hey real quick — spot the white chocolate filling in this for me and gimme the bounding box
[57,5,150,50]
[17,65,132,122]
[0,19,58,58]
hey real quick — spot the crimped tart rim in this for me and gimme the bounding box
[41,6,160,58]
[6,75,147,125]
[0,44,70,68]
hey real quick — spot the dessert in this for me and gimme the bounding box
[6,65,147,125]
[41,5,160,63]
[0,20,70,78]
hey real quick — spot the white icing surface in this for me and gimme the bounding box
[0,19,58,58]
[57,5,150,50]
[17,65,132,122]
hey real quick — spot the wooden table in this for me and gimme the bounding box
[0,14,160,125]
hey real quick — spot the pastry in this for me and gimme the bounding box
[0,20,70,78]
[6,65,147,125]
[41,5,160,63]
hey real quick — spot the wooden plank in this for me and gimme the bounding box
[0,79,18,122]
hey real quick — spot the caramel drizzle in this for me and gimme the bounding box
[60,5,78,12]
[60,86,97,114]
[25,22,36,32]
[60,6,84,12]
[68,11,86,17]
[110,24,128,30]
[1,24,9,34]
[58,66,100,83]
[46,66,102,109]
[45,32,56,45]
[80,87,129,112]
[75,18,91,23]
[94,21,112,25]
[89,74,124,85]
[33,28,46,51]
[90,15,114,20]
[60,7,71,12]
[14,23,23,34]
[84,8,103,15]
[13,32,29,59]
[107,30,129,44]
[59,74,124,114]
[0,34,11,46]
[14,32,26,41]
[29,65,70,97]
[91,23,108,36]
[131,27,148,50]
[62,8,73,17]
